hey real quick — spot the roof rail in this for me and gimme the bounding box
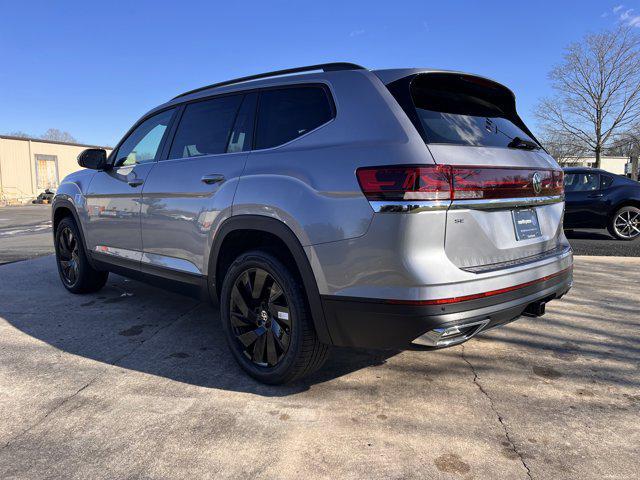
[172,62,366,100]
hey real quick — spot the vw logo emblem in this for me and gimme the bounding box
[532,172,543,195]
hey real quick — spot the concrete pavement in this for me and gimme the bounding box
[0,255,638,479]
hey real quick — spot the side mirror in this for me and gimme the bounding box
[78,148,109,170]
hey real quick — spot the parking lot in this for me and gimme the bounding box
[1,205,639,479]
[1,205,639,265]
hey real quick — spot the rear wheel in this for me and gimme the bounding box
[55,217,108,293]
[220,250,330,384]
[608,206,640,241]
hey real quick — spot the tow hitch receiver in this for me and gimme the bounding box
[524,301,546,317]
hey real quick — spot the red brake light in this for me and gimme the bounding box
[357,165,563,201]
[356,165,451,201]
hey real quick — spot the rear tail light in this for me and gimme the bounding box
[356,165,564,201]
[356,165,451,201]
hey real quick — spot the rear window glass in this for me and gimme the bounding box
[405,75,537,148]
[255,86,333,150]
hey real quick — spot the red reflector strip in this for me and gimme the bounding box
[387,266,572,306]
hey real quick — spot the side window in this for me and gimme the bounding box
[601,175,614,189]
[564,172,599,192]
[227,93,257,153]
[116,109,175,167]
[169,95,243,159]
[255,86,334,150]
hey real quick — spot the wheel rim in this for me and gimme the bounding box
[58,226,80,285]
[229,268,291,367]
[613,210,640,239]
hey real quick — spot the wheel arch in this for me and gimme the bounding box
[209,215,332,344]
[52,199,97,268]
[611,198,640,215]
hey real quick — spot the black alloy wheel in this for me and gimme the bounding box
[229,267,291,367]
[58,225,80,286]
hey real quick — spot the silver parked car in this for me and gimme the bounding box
[52,63,573,384]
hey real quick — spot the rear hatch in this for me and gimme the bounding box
[384,72,565,270]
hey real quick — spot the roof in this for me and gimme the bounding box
[563,167,615,174]
[160,64,513,109]
[0,134,112,150]
[172,62,365,100]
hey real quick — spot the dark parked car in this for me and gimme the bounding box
[563,167,640,240]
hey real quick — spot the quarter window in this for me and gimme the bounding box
[116,109,175,166]
[255,86,333,150]
[601,175,614,189]
[169,95,243,159]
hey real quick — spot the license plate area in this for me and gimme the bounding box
[512,208,542,241]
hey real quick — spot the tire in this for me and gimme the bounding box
[219,250,330,384]
[55,216,109,293]
[608,206,640,241]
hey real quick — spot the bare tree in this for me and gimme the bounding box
[40,128,77,143]
[538,129,587,165]
[609,125,640,179]
[536,26,640,168]
[6,131,32,138]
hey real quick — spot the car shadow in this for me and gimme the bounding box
[564,229,613,240]
[0,257,400,396]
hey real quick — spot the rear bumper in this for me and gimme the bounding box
[321,268,572,348]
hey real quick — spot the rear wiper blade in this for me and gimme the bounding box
[507,136,540,150]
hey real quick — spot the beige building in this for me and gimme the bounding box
[0,135,112,205]
[560,156,630,175]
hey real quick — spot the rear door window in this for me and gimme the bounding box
[564,173,600,192]
[169,95,243,159]
[255,86,334,150]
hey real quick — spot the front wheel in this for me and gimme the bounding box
[608,206,640,241]
[219,250,330,384]
[55,217,109,293]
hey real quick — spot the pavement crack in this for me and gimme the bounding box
[461,344,533,480]
[0,302,201,452]
[1,379,94,451]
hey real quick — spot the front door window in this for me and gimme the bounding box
[115,109,175,167]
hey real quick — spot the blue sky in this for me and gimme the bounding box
[1,0,638,146]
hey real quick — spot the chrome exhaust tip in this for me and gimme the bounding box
[412,318,491,348]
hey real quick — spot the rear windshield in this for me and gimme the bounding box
[394,74,537,148]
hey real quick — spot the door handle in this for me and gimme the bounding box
[201,174,225,185]
[128,179,144,187]
[588,193,604,198]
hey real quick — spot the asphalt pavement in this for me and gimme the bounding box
[0,205,53,265]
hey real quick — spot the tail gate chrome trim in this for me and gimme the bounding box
[449,195,564,210]
[369,200,449,213]
[370,195,564,213]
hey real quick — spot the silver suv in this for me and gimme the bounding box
[52,63,573,384]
